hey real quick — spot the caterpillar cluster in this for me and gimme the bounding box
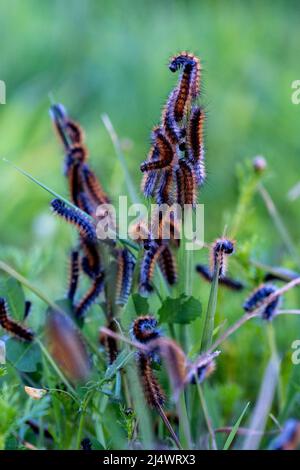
[243,283,280,320]
[131,316,164,408]
[196,264,244,291]
[50,104,136,320]
[140,52,205,209]
[0,297,34,342]
[210,238,235,278]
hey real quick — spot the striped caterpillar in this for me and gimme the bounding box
[140,129,175,173]
[0,297,34,342]
[175,159,197,207]
[243,284,280,320]
[51,198,96,242]
[186,105,206,186]
[115,248,136,305]
[210,238,235,278]
[196,264,244,291]
[67,250,80,304]
[75,272,104,319]
[169,52,201,101]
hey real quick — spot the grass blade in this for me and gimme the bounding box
[223,401,250,450]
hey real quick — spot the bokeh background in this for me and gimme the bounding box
[1,0,300,420]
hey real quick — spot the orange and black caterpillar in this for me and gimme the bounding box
[75,272,104,319]
[155,169,175,205]
[157,246,177,286]
[0,297,34,342]
[161,89,185,145]
[243,283,280,320]
[67,250,80,303]
[139,241,164,294]
[51,198,96,242]
[115,248,136,305]
[131,316,161,344]
[196,264,244,291]
[82,164,110,205]
[50,104,85,153]
[140,129,175,172]
[138,352,165,408]
[210,238,235,278]
[169,52,201,100]
[186,105,206,186]
[80,238,102,279]
[99,320,118,364]
[175,159,197,207]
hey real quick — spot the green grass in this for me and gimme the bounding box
[1,0,300,450]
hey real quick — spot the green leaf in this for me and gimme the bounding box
[6,338,41,372]
[158,294,202,324]
[223,401,250,450]
[0,277,25,321]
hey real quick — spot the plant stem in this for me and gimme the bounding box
[176,392,192,449]
[266,322,284,410]
[196,382,217,449]
[200,260,220,352]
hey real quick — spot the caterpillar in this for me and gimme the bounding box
[186,105,206,186]
[77,192,96,217]
[51,198,96,242]
[0,297,34,342]
[158,246,177,286]
[243,283,280,320]
[67,160,85,208]
[175,159,197,207]
[80,238,102,279]
[138,352,165,408]
[139,241,164,294]
[49,103,70,151]
[75,272,104,319]
[131,315,161,344]
[210,238,235,278]
[161,88,185,145]
[270,419,300,450]
[196,264,244,291]
[82,164,110,205]
[115,248,136,305]
[155,169,175,205]
[67,250,80,304]
[264,267,300,283]
[169,52,201,99]
[190,357,216,385]
[140,130,175,172]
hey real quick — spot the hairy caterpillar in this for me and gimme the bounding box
[138,353,165,408]
[75,272,104,319]
[140,130,175,172]
[155,169,175,205]
[169,52,201,99]
[51,198,96,242]
[0,297,34,342]
[80,238,102,279]
[82,164,110,205]
[271,419,300,450]
[175,159,197,207]
[139,242,164,294]
[158,246,177,286]
[210,238,235,278]
[99,320,118,364]
[67,250,80,303]
[161,89,185,144]
[243,284,280,320]
[196,264,244,291]
[131,315,161,344]
[115,248,136,305]
[186,105,206,185]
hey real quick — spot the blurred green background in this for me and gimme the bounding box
[1,0,300,438]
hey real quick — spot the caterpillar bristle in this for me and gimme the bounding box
[161,89,184,144]
[0,297,34,342]
[140,130,175,172]
[176,159,197,207]
[80,238,102,279]
[169,52,201,99]
[243,283,280,320]
[75,272,104,319]
[51,198,96,242]
[67,250,80,303]
[131,315,161,344]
